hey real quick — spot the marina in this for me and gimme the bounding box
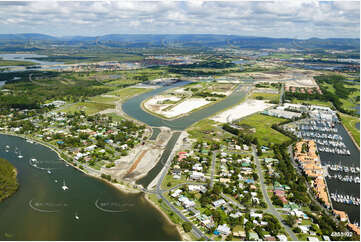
[287,107,360,224]
[330,193,360,206]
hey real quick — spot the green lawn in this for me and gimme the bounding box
[60,102,114,115]
[237,113,291,145]
[291,98,334,108]
[339,113,360,146]
[249,92,280,103]
[161,174,189,190]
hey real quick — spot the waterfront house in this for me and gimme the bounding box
[333,209,349,222]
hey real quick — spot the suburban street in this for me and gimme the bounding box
[252,145,298,241]
[210,151,216,188]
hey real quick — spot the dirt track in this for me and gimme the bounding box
[126,150,148,175]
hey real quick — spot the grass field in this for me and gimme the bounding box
[88,95,119,104]
[187,119,232,143]
[339,113,360,146]
[107,87,151,100]
[237,113,291,145]
[106,113,125,122]
[60,102,115,115]
[249,92,280,103]
[341,83,360,111]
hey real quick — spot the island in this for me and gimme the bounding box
[0,158,19,202]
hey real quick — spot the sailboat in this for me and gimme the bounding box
[62,180,69,190]
[75,212,80,220]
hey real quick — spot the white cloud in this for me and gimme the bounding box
[0,1,358,38]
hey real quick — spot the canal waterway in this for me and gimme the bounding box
[0,134,180,240]
[137,132,181,187]
[122,82,249,130]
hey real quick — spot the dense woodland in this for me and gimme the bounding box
[0,158,19,202]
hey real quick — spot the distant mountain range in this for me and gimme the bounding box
[0,33,359,50]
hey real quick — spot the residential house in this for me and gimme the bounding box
[216,224,231,236]
[212,199,226,208]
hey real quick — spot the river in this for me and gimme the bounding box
[0,81,249,240]
[0,54,65,72]
[122,81,249,130]
[0,134,180,240]
[0,53,63,66]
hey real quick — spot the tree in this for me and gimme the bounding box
[285,215,297,227]
[182,222,193,233]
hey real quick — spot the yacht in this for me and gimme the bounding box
[62,180,69,190]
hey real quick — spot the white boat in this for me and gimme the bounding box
[18,155,23,159]
[62,180,69,191]
[31,158,37,162]
[47,170,52,174]
[5,145,10,149]
[75,213,79,220]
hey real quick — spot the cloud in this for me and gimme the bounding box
[0,1,358,38]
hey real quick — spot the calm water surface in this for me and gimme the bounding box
[319,124,360,224]
[0,134,180,241]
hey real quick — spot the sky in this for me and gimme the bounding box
[0,0,359,39]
